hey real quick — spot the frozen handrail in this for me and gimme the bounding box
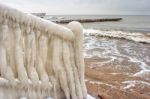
[0,4,74,41]
[0,4,87,99]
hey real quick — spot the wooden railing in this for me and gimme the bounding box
[0,4,87,99]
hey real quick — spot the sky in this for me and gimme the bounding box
[0,0,150,15]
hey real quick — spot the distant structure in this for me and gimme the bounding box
[53,18,122,24]
[31,13,46,18]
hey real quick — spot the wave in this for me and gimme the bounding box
[84,29,150,44]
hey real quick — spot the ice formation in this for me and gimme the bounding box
[0,4,87,99]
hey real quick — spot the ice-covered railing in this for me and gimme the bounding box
[0,4,87,99]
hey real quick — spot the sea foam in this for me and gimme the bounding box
[84,29,150,43]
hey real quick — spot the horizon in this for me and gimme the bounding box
[45,14,150,16]
[0,0,150,15]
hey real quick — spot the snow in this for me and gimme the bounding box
[18,94,95,99]
[87,94,95,99]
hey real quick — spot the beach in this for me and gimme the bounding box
[0,0,150,98]
[85,63,150,99]
[45,15,150,98]
[83,34,150,99]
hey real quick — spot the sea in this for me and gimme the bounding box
[46,15,150,81]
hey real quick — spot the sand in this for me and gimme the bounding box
[85,58,150,99]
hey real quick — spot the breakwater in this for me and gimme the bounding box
[53,18,122,23]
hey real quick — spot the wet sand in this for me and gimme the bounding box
[85,58,150,99]
[83,28,150,99]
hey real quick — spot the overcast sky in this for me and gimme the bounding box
[0,0,150,15]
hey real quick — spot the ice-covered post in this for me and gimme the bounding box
[68,21,87,99]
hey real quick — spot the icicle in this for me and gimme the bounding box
[0,47,9,77]
[39,35,48,66]
[52,37,70,99]
[36,34,49,84]
[13,23,28,83]
[8,20,17,77]
[62,41,78,99]
[50,76,57,99]
[69,42,83,99]
[0,19,15,82]
[0,20,8,77]
[45,35,53,76]
[26,30,39,84]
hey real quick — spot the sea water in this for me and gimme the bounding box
[46,15,150,81]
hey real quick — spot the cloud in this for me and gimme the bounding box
[0,0,150,15]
